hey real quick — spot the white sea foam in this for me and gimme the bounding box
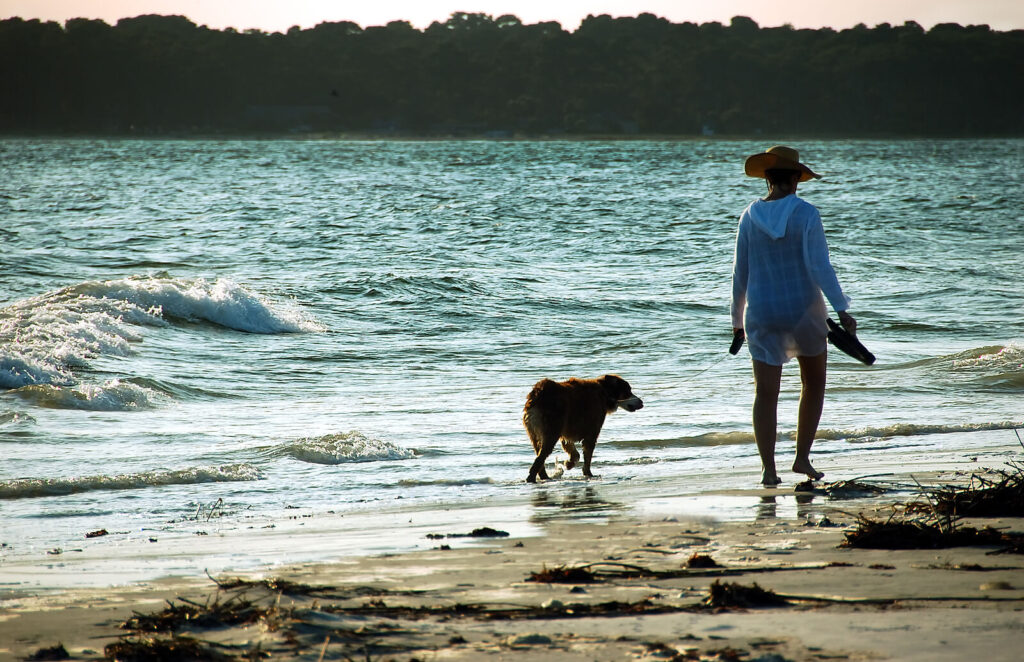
[283,431,416,465]
[0,410,36,427]
[0,291,155,388]
[611,421,1023,449]
[0,463,263,500]
[952,343,1024,371]
[12,379,160,411]
[0,276,321,390]
[68,276,322,334]
[396,477,495,487]
[816,420,1023,441]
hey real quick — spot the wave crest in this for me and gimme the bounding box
[0,276,321,390]
[11,380,160,411]
[65,276,322,334]
[281,431,416,465]
[817,420,1023,441]
[0,463,263,500]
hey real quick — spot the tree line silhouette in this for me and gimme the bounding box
[2,12,1021,136]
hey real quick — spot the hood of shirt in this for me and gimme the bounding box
[746,194,801,239]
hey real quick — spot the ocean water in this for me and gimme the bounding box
[1,138,1022,586]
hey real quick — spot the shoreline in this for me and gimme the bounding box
[3,427,1015,595]
[3,462,1023,661]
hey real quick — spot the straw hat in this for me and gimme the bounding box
[744,145,821,182]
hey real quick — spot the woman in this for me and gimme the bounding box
[731,145,856,486]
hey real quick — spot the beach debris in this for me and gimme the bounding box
[685,554,720,568]
[206,575,329,595]
[122,594,285,633]
[708,647,752,661]
[25,643,69,661]
[703,580,788,609]
[841,514,1006,550]
[824,479,889,498]
[541,598,564,610]
[321,598,689,621]
[86,529,109,538]
[190,498,225,522]
[506,633,552,646]
[105,635,233,662]
[908,463,1024,518]
[979,581,1015,591]
[637,641,684,659]
[795,478,889,498]
[426,527,510,539]
[526,564,600,583]
[527,560,822,585]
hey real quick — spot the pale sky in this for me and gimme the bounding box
[2,0,1022,33]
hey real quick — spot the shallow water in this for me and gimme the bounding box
[1,138,1022,585]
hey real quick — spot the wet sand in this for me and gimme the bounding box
[3,476,1023,662]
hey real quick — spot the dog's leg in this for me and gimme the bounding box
[560,438,579,471]
[581,438,597,478]
[528,434,557,483]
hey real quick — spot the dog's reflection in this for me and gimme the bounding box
[529,485,623,523]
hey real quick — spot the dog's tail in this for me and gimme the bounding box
[523,379,558,453]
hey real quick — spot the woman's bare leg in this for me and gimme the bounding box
[794,352,827,480]
[752,359,783,485]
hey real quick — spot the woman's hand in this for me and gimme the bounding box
[838,310,857,335]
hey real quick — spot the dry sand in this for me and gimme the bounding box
[2,487,1023,662]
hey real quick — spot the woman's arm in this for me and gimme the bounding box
[730,219,749,329]
[802,207,850,314]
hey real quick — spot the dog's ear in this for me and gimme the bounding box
[599,374,630,398]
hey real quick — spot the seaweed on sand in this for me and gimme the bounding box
[207,575,329,596]
[841,513,1006,550]
[525,564,600,583]
[321,598,689,620]
[909,462,1024,518]
[526,559,826,584]
[703,580,789,608]
[105,635,234,662]
[26,643,69,661]
[685,554,720,568]
[122,594,286,633]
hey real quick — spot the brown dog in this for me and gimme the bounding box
[523,374,643,483]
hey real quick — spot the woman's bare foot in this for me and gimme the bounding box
[792,459,824,481]
[761,471,782,487]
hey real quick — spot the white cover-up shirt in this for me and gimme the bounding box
[730,194,850,365]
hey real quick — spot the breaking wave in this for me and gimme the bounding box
[10,380,160,411]
[277,431,416,465]
[0,463,263,500]
[609,421,1022,449]
[396,477,495,487]
[816,420,1023,441]
[0,276,321,390]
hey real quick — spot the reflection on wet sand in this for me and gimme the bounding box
[530,485,625,523]
[756,491,818,521]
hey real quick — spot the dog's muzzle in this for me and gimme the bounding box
[618,396,644,412]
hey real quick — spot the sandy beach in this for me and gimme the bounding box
[3,468,1024,662]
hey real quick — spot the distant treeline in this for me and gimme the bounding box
[3,12,1022,136]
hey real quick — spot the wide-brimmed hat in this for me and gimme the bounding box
[744,145,821,182]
